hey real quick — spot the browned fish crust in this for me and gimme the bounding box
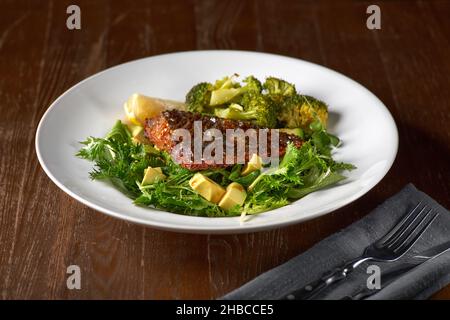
[145,110,303,170]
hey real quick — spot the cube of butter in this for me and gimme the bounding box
[142,167,166,185]
[219,182,247,211]
[189,173,225,204]
[242,154,262,176]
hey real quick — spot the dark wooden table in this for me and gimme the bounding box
[1,0,449,299]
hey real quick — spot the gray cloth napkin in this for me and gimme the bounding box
[221,184,450,300]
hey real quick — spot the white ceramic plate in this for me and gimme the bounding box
[35,50,398,234]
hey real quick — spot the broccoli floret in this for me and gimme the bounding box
[210,75,262,106]
[242,75,263,93]
[186,75,264,111]
[186,76,328,132]
[214,103,246,119]
[263,77,296,97]
[262,77,327,130]
[185,82,213,113]
[186,76,240,110]
[240,91,278,128]
[214,92,277,128]
[277,95,328,131]
[209,75,242,106]
[213,75,241,90]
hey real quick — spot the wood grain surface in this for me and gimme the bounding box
[0,0,449,299]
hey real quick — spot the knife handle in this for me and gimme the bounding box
[283,258,363,300]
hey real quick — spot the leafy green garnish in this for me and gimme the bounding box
[243,142,354,214]
[77,121,160,197]
[77,121,239,217]
[135,182,227,217]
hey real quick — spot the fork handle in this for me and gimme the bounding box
[283,257,368,300]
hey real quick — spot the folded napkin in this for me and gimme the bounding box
[221,184,450,300]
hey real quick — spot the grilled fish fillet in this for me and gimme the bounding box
[145,110,303,170]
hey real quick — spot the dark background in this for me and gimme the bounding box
[0,0,449,299]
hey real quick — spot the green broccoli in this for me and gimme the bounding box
[185,82,213,113]
[213,75,241,89]
[187,75,328,132]
[263,77,296,97]
[209,75,262,106]
[186,75,263,111]
[240,91,278,128]
[209,75,242,107]
[214,91,277,128]
[277,95,328,131]
[242,75,263,93]
[214,103,244,118]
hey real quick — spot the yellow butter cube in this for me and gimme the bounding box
[242,154,262,176]
[218,182,247,211]
[189,173,225,204]
[142,167,166,185]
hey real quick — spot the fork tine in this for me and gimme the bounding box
[393,211,439,254]
[384,205,428,248]
[378,201,423,246]
[389,208,433,249]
